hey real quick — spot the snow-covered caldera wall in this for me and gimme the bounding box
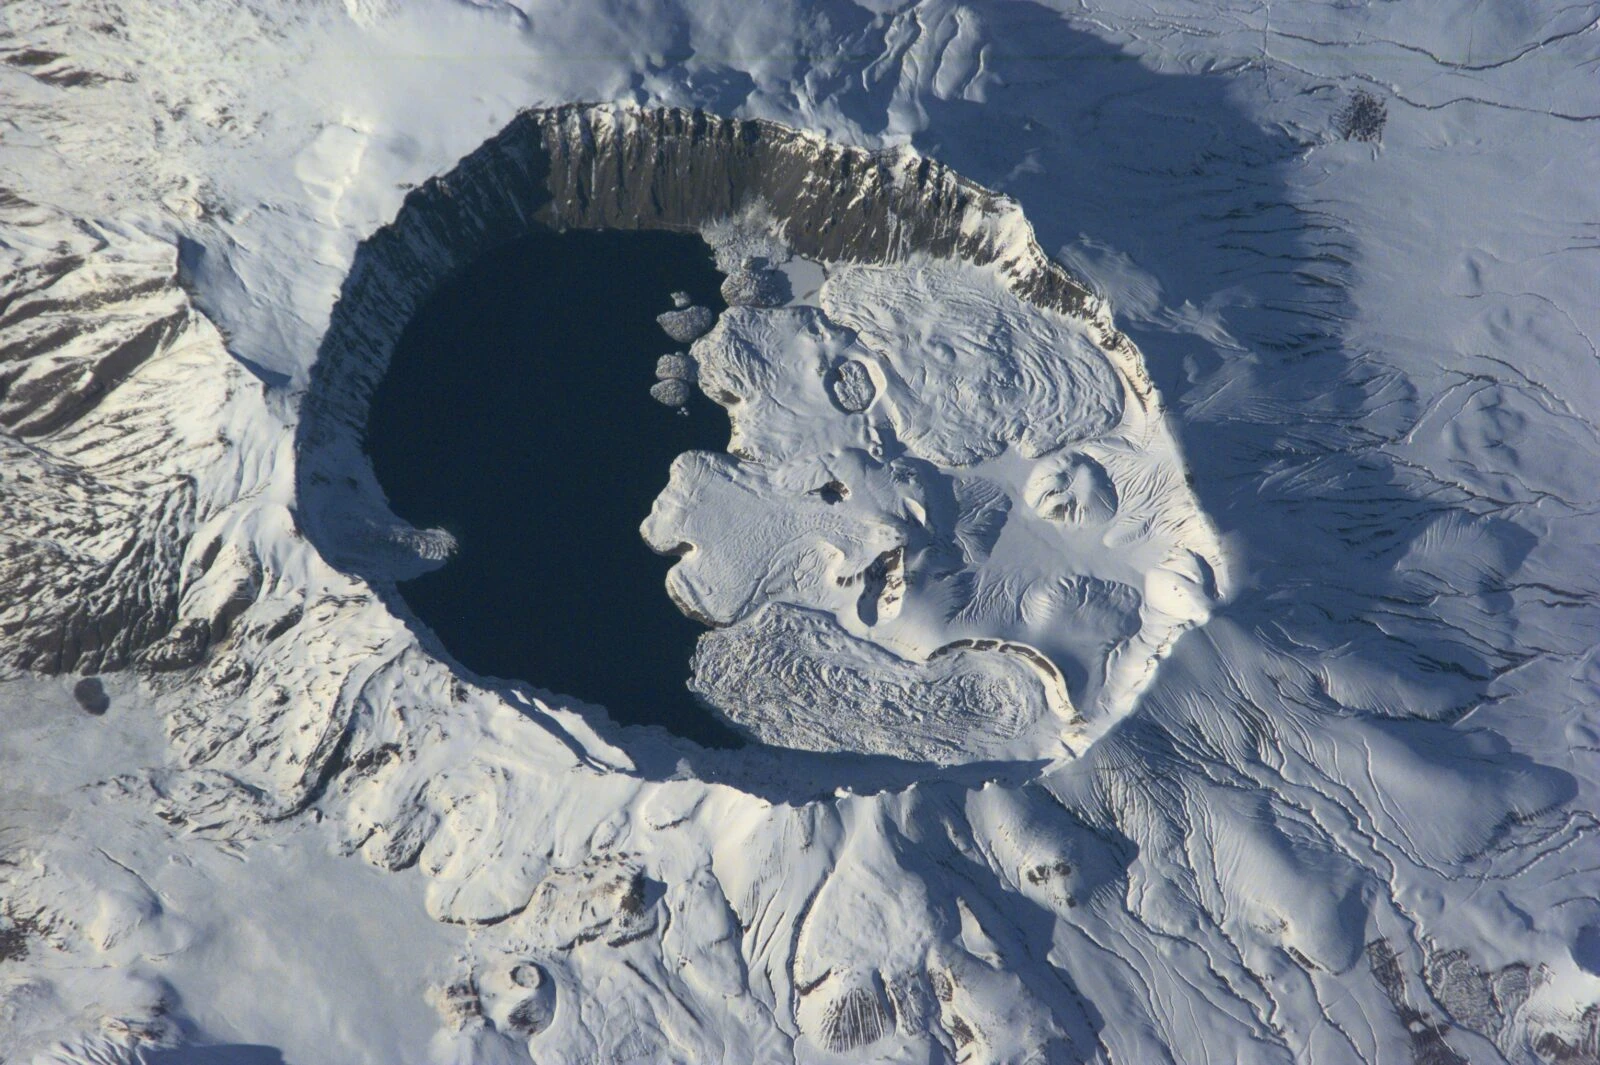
[298,103,1224,762]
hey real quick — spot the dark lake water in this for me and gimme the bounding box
[366,229,744,748]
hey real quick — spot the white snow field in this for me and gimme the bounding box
[1,1,1598,1063]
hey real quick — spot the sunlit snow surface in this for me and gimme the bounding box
[656,243,1222,761]
[1,1,1598,1063]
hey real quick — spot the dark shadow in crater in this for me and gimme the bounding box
[365,229,743,749]
[294,102,1095,768]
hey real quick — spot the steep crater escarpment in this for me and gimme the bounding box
[288,103,1218,763]
[0,104,1216,766]
[300,103,1101,449]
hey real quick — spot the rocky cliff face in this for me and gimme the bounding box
[0,193,236,676]
[0,102,1119,734]
[301,104,1102,445]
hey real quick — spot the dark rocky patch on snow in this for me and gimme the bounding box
[71,676,109,715]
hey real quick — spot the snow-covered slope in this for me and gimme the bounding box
[1,1,1597,1063]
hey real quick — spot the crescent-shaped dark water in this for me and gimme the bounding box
[366,229,744,748]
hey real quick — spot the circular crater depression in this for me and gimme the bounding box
[296,104,1208,764]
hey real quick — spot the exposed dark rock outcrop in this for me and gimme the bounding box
[0,198,187,438]
[820,984,890,1052]
[0,192,227,679]
[720,260,789,307]
[298,104,1098,504]
[72,676,110,715]
[0,464,197,675]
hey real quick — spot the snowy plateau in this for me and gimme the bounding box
[0,1,1598,1064]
